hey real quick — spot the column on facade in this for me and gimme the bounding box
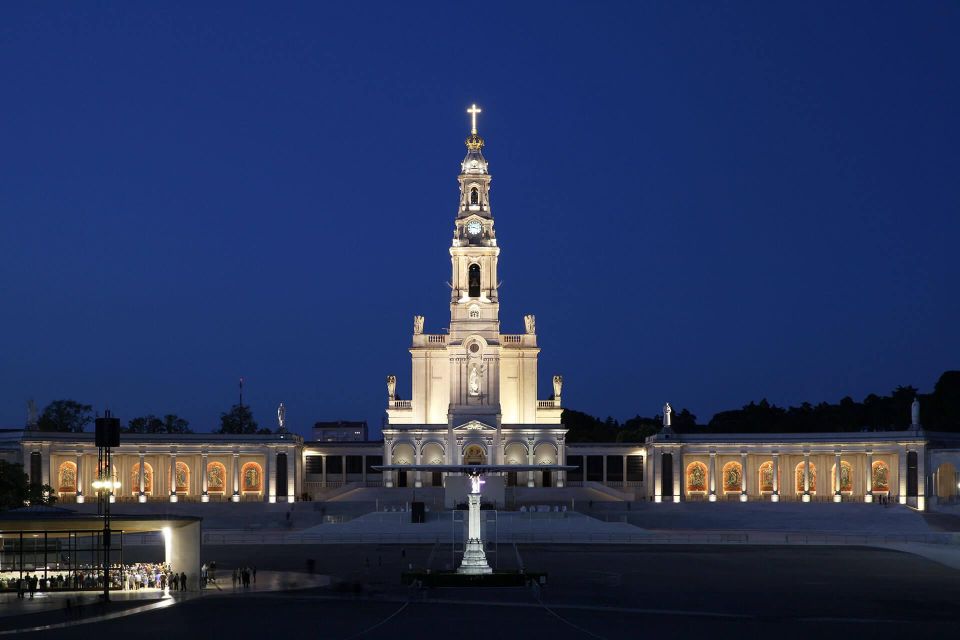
[803,452,811,502]
[267,448,275,503]
[602,455,608,485]
[201,451,209,502]
[865,451,873,503]
[414,439,423,488]
[653,448,662,503]
[672,450,681,502]
[622,455,627,486]
[232,452,240,502]
[917,445,926,511]
[708,452,717,502]
[557,438,565,488]
[42,444,51,488]
[898,449,907,504]
[527,437,535,488]
[383,440,393,488]
[834,450,842,502]
[169,450,178,503]
[75,450,84,504]
[341,455,347,485]
[321,454,328,488]
[740,451,748,502]
[362,455,367,486]
[771,452,779,502]
[287,448,295,501]
[138,452,146,503]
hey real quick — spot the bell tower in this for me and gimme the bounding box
[447,104,502,430]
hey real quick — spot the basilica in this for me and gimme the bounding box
[3,107,960,512]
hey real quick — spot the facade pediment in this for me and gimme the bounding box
[453,420,497,432]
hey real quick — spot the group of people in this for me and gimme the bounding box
[1,562,193,595]
[231,566,256,588]
[122,562,189,592]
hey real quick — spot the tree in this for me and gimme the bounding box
[124,414,192,434]
[0,461,57,510]
[218,404,260,434]
[37,400,93,433]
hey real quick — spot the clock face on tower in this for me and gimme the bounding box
[466,220,482,236]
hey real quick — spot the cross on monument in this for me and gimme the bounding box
[467,103,482,135]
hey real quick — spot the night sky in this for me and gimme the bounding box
[2,2,958,438]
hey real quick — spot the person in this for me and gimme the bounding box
[16,577,24,599]
[252,566,256,584]
[180,571,187,591]
[172,572,179,591]
[28,573,37,598]
[232,568,238,588]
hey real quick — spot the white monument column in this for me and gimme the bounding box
[138,452,146,503]
[201,452,209,502]
[169,450,178,503]
[414,439,423,488]
[834,450,842,502]
[457,474,493,575]
[803,452,811,502]
[267,448,275,503]
[865,451,873,503]
[527,437,535,487]
[286,448,295,502]
[740,452,748,502]
[708,452,717,502]
[771,453,779,502]
[232,452,240,502]
[75,450,84,504]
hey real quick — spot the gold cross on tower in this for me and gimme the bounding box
[467,104,482,135]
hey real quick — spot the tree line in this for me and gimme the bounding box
[565,370,960,442]
[27,400,271,435]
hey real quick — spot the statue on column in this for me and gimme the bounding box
[277,402,286,433]
[523,314,536,334]
[663,402,673,427]
[911,397,921,428]
[413,315,424,335]
[552,375,563,400]
[26,399,38,431]
[386,375,397,400]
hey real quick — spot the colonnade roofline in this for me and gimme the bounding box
[645,429,940,445]
[16,431,302,445]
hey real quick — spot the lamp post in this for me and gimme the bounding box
[94,411,121,602]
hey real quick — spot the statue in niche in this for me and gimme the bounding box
[244,467,260,490]
[469,364,481,396]
[413,315,424,335]
[688,463,706,491]
[208,465,224,489]
[663,402,672,427]
[759,463,774,492]
[552,375,563,399]
[387,375,397,400]
[60,465,76,491]
[523,314,536,334]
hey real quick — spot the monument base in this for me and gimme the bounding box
[403,570,546,588]
[458,540,492,575]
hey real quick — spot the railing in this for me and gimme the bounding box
[537,400,558,408]
[427,335,447,344]
[502,335,523,343]
[390,400,412,409]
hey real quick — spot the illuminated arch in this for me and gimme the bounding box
[504,442,528,465]
[130,462,154,495]
[872,460,890,493]
[533,442,557,465]
[58,461,77,493]
[795,462,817,494]
[686,461,707,493]
[831,460,853,493]
[391,442,415,465]
[722,461,742,493]
[240,462,263,493]
[758,461,777,493]
[175,461,190,494]
[463,443,487,464]
[206,461,227,493]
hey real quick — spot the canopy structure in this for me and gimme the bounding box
[373,464,576,574]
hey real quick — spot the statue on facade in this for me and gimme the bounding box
[911,397,921,428]
[523,314,536,334]
[552,375,563,400]
[413,315,424,335]
[26,399,38,431]
[277,402,287,432]
[469,364,481,396]
[663,402,673,427]
[387,375,397,400]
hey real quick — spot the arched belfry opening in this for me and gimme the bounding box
[470,187,479,206]
[468,263,481,297]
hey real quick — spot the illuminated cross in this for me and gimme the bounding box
[467,103,482,135]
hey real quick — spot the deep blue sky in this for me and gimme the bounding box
[2,2,958,438]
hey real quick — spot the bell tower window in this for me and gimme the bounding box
[470,187,479,206]
[468,263,481,297]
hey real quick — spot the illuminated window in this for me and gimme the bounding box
[468,263,481,297]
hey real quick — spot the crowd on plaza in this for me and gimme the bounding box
[0,562,193,596]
